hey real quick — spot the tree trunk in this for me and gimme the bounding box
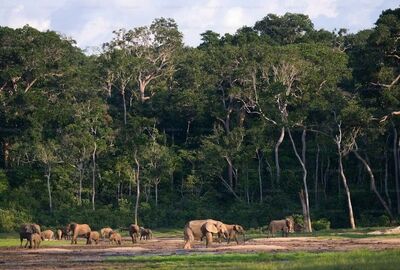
[384,148,392,209]
[287,128,312,232]
[315,143,320,208]
[155,180,159,207]
[139,80,150,102]
[122,89,127,125]
[78,162,83,206]
[92,142,97,211]
[336,140,356,229]
[352,150,394,220]
[225,156,234,188]
[323,157,330,200]
[256,149,263,203]
[265,158,273,190]
[46,165,53,212]
[275,127,285,184]
[394,126,400,214]
[3,141,9,168]
[134,152,140,225]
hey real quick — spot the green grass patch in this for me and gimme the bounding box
[106,249,400,269]
[0,238,86,247]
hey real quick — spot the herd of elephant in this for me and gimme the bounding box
[183,216,298,249]
[19,223,152,249]
[19,216,298,249]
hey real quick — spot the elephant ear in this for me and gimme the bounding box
[204,222,218,234]
[26,225,33,234]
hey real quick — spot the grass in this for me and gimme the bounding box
[106,249,400,269]
[0,237,87,247]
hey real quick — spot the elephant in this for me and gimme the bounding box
[100,227,113,239]
[19,223,41,248]
[41,230,54,241]
[31,233,41,249]
[183,219,229,249]
[140,227,152,240]
[56,229,63,240]
[63,226,72,240]
[221,224,245,244]
[67,223,91,244]
[109,232,122,245]
[87,231,100,245]
[129,224,140,243]
[268,217,294,237]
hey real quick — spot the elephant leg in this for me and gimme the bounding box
[205,232,213,248]
[20,237,23,248]
[183,228,194,249]
[183,239,191,249]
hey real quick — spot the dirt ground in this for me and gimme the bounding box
[1,236,400,270]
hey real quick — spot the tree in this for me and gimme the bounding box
[253,13,314,45]
[103,18,183,103]
[35,141,62,212]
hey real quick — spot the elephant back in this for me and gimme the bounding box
[129,224,140,234]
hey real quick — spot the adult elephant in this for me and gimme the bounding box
[19,223,41,248]
[223,224,245,244]
[183,219,229,249]
[67,223,91,244]
[129,224,140,243]
[268,217,294,237]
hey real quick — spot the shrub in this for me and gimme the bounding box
[292,214,304,226]
[0,208,32,232]
[312,218,331,231]
[377,215,391,227]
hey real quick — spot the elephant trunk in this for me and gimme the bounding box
[243,233,246,244]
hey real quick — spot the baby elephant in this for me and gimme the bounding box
[32,233,41,249]
[109,231,122,245]
[87,231,100,245]
[41,230,54,241]
[100,227,113,239]
[56,229,63,240]
[140,227,152,240]
[222,224,245,244]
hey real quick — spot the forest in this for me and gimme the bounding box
[0,8,399,232]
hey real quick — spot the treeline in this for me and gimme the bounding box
[0,9,399,231]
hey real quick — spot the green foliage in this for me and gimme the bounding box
[312,218,331,231]
[0,9,399,233]
[0,208,31,232]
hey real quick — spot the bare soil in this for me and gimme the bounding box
[1,236,400,269]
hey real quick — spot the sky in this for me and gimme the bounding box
[0,0,399,50]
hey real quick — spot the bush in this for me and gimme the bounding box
[0,208,32,232]
[312,218,331,231]
[377,215,391,227]
[292,214,304,226]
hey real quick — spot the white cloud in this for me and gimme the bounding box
[305,0,338,18]
[73,17,115,48]
[223,7,250,33]
[7,4,51,30]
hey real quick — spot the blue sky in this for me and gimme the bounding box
[0,0,399,50]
